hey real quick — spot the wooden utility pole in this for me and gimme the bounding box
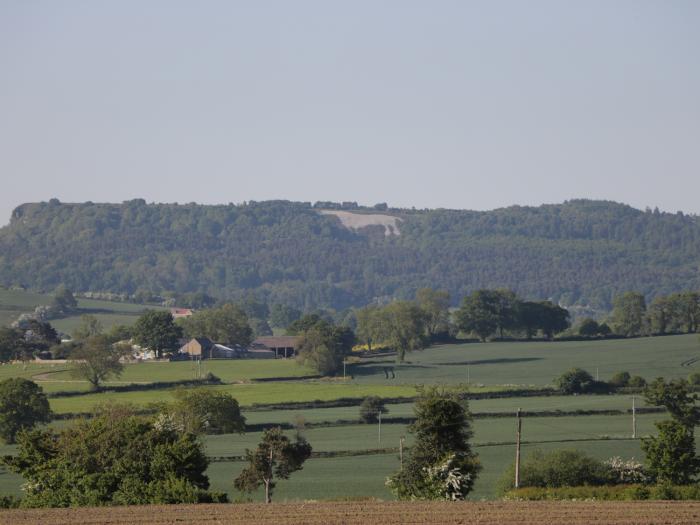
[343,360,346,379]
[515,408,522,489]
[399,436,405,470]
[378,411,382,445]
[632,395,637,439]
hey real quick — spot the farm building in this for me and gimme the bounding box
[179,337,215,359]
[178,337,275,359]
[250,336,301,358]
[170,307,194,319]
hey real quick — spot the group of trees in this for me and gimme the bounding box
[455,290,570,342]
[554,368,647,395]
[4,199,700,313]
[290,315,355,375]
[609,291,700,337]
[0,382,313,506]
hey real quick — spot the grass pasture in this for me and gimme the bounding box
[0,287,163,334]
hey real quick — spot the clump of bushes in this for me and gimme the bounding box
[496,450,654,497]
[688,372,700,386]
[359,396,389,423]
[496,449,613,495]
[554,369,648,394]
[555,369,610,394]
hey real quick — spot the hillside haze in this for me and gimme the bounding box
[1,199,699,311]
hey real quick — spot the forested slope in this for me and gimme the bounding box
[1,199,698,311]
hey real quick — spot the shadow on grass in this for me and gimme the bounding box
[440,357,543,366]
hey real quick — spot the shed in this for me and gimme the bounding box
[250,336,301,358]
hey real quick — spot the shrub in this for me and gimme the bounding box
[577,318,600,337]
[503,485,637,501]
[609,371,631,388]
[0,495,21,508]
[359,396,389,423]
[604,456,649,484]
[628,375,647,388]
[554,368,597,394]
[0,378,52,444]
[496,449,610,495]
[688,372,700,386]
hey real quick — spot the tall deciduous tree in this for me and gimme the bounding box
[0,378,52,444]
[0,327,26,362]
[415,288,451,339]
[387,387,480,500]
[455,290,501,341]
[51,286,78,314]
[611,292,647,336]
[642,378,700,483]
[296,319,355,375]
[158,389,246,435]
[70,335,127,390]
[133,310,183,358]
[234,426,312,503]
[72,314,104,340]
[178,304,253,345]
[375,301,428,361]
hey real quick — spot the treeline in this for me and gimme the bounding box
[2,198,700,311]
[606,291,700,337]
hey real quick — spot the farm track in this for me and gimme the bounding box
[3,501,700,525]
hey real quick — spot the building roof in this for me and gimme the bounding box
[252,336,301,349]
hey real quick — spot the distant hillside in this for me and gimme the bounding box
[1,199,699,312]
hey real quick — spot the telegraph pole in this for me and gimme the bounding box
[467,365,470,384]
[343,360,346,379]
[632,395,637,439]
[399,436,405,470]
[378,411,382,445]
[515,408,522,489]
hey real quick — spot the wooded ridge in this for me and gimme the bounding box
[1,198,699,311]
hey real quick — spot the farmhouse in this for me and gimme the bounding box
[178,337,215,359]
[250,336,301,358]
[170,307,193,319]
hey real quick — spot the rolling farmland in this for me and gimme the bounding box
[0,332,698,503]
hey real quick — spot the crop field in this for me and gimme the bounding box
[351,334,700,387]
[4,500,700,525]
[0,333,698,504]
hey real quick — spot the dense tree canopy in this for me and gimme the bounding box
[132,311,182,357]
[2,199,700,312]
[0,378,52,444]
[295,317,355,375]
[2,407,221,506]
[178,304,253,346]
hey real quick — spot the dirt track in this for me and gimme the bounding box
[3,501,700,525]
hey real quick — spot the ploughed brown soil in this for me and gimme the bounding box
[3,501,700,525]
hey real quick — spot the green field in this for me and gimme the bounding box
[350,334,700,387]
[0,287,163,334]
[0,332,698,501]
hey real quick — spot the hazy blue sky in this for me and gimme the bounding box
[1,1,698,224]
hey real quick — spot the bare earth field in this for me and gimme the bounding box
[3,501,700,525]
